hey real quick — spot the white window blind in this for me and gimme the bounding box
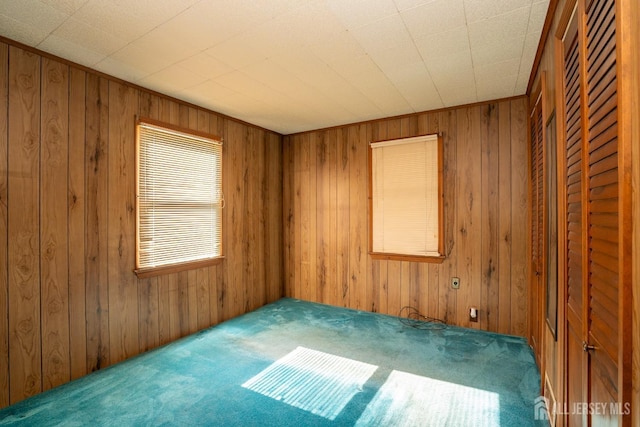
[371,134,441,257]
[137,121,223,271]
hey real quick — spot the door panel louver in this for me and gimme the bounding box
[586,0,618,401]
[529,97,543,354]
[531,122,539,265]
[562,11,587,425]
[564,32,583,319]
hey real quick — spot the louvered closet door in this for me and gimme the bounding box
[529,97,543,363]
[585,0,619,424]
[562,6,587,426]
[561,0,623,425]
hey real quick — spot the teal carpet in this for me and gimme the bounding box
[0,298,546,426]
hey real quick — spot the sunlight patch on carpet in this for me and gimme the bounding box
[242,346,377,420]
[355,370,500,427]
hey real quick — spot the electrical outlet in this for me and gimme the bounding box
[451,277,460,289]
[469,307,478,322]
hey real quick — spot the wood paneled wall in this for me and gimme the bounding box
[0,42,283,408]
[283,98,530,336]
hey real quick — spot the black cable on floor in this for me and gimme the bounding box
[398,306,447,330]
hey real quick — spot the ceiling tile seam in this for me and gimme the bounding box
[0,14,42,45]
[398,7,445,108]
[323,2,422,112]
[323,48,401,116]
[178,7,295,81]
[62,19,132,60]
[462,0,479,101]
[212,67,331,120]
[512,1,537,94]
[122,32,253,85]
[214,71,276,102]
[323,72,385,118]
[304,49,385,118]
[352,41,416,113]
[138,46,230,88]
[34,9,74,51]
[206,71,282,111]
[100,0,208,78]
[327,0,399,32]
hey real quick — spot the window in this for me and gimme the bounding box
[135,118,223,278]
[369,134,444,262]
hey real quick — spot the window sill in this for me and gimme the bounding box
[135,256,225,279]
[369,252,445,264]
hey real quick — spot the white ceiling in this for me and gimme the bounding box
[0,0,548,134]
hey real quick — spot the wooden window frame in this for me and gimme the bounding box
[367,134,445,263]
[134,117,224,279]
